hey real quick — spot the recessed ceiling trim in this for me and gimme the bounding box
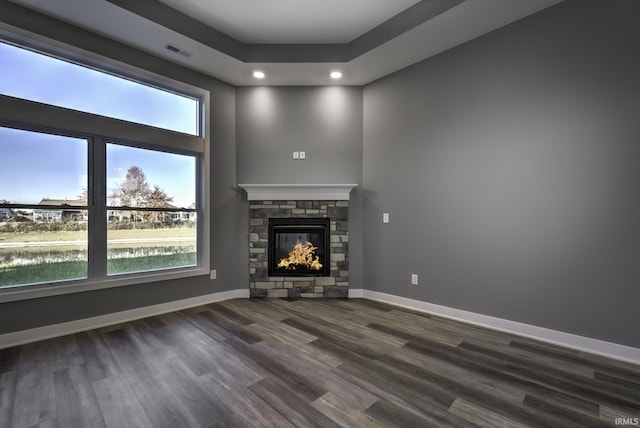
[349,0,464,58]
[106,0,464,64]
[106,0,247,59]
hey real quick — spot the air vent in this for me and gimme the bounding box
[165,44,193,58]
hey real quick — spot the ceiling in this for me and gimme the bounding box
[159,0,423,44]
[8,0,564,86]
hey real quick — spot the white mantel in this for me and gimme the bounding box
[239,184,357,201]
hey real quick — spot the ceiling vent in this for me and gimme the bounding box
[165,44,193,58]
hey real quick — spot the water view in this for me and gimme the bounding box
[0,227,196,287]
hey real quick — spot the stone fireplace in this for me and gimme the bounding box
[239,184,356,299]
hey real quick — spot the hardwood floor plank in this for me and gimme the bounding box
[366,398,460,428]
[521,394,609,428]
[332,364,478,427]
[206,301,256,325]
[92,375,154,428]
[248,318,318,347]
[224,298,291,322]
[506,362,640,411]
[281,311,367,344]
[75,330,117,382]
[368,319,463,347]
[252,340,379,411]
[128,376,203,428]
[460,340,638,403]
[224,336,326,402]
[53,365,106,428]
[510,339,640,377]
[329,352,458,413]
[371,353,564,427]
[448,398,528,428]
[595,370,640,390]
[98,329,157,384]
[11,368,55,428]
[249,376,343,428]
[382,345,528,406]
[198,308,263,344]
[0,370,17,427]
[312,391,385,428]
[199,372,296,428]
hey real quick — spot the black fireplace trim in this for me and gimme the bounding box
[268,217,330,277]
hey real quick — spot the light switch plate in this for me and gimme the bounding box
[383,213,389,223]
[299,151,306,159]
[293,151,299,159]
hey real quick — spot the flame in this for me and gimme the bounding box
[278,241,323,271]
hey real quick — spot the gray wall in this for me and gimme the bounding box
[363,0,640,347]
[236,86,364,290]
[0,5,242,333]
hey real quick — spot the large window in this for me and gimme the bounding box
[0,36,208,295]
[0,40,200,135]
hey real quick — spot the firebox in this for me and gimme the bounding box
[268,218,330,277]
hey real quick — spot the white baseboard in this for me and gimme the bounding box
[350,289,640,366]
[348,288,364,298]
[3,287,639,366]
[0,288,249,350]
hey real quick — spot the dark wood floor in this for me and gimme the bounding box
[1,298,639,427]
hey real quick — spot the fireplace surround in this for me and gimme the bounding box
[241,183,356,299]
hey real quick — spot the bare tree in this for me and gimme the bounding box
[115,166,151,207]
[111,167,175,224]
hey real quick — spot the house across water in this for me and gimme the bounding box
[34,198,86,222]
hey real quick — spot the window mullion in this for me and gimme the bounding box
[88,137,107,280]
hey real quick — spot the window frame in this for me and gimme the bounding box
[0,34,210,304]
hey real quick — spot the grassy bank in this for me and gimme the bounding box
[0,253,197,287]
[0,261,87,287]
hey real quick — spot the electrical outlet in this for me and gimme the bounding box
[411,274,418,285]
[210,269,217,279]
[299,151,306,159]
[293,151,300,159]
[383,213,389,223]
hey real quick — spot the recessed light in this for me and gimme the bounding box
[330,71,342,79]
[253,71,265,79]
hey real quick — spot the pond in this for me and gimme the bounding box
[0,245,196,268]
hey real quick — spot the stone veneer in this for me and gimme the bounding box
[249,200,349,299]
